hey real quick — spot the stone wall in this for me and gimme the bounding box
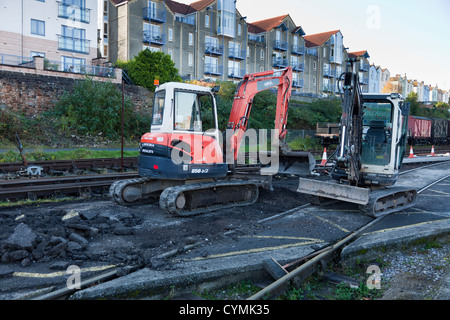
[0,70,153,117]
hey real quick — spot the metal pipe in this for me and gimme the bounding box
[247,215,386,300]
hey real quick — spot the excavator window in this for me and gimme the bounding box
[151,90,165,126]
[173,90,215,133]
[361,101,393,166]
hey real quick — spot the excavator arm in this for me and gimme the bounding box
[226,67,293,161]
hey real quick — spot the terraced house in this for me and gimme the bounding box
[109,0,248,81]
[303,30,347,96]
[246,14,306,93]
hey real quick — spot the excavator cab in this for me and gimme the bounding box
[359,93,409,187]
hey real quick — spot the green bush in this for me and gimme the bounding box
[54,78,142,139]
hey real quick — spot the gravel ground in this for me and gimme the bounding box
[379,242,450,300]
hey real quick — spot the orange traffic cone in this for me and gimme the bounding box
[430,145,435,157]
[320,148,328,165]
[408,146,415,158]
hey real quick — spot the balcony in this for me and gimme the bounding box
[143,7,166,23]
[291,45,305,55]
[204,64,223,76]
[205,43,223,56]
[228,47,245,60]
[323,84,332,92]
[293,79,304,88]
[359,63,370,72]
[273,57,288,68]
[143,31,165,45]
[228,67,246,79]
[57,35,90,54]
[273,40,288,51]
[57,2,90,23]
[292,62,304,72]
[323,68,336,78]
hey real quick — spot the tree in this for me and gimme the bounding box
[115,49,182,91]
[406,92,420,116]
[382,81,394,93]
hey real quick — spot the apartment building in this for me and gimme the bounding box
[380,67,390,92]
[246,14,306,92]
[0,0,98,71]
[368,64,380,93]
[109,0,248,81]
[303,30,346,96]
[348,50,370,93]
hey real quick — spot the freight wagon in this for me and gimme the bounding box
[407,116,432,145]
[431,118,448,145]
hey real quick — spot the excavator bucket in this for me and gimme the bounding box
[260,151,316,176]
[297,178,370,205]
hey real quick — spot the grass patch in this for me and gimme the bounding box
[0,148,139,163]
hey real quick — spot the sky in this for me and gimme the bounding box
[176,0,450,90]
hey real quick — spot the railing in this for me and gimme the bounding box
[228,47,245,60]
[323,68,336,78]
[248,34,265,43]
[0,53,34,68]
[293,79,304,88]
[204,64,223,76]
[291,45,305,55]
[306,48,317,56]
[292,62,304,72]
[122,70,134,85]
[175,15,195,25]
[273,57,288,68]
[43,59,116,78]
[58,35,90,54]
[143,31,165,45]
[143,7,166,23]
[228,67,246,79]
[359,63,370,72]
[57,2,90,23]
[205,43,223,56]
[273,40,288,51]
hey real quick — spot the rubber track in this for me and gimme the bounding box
[109,177,157,206]
[159,180,260,217]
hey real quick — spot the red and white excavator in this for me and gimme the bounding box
[110,68,315,216]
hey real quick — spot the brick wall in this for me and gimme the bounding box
[0,70,153,117]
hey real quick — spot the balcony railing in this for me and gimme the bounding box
[175,15,195,25]
[248,34,265,43]
[273,40,288,51]
[57,35,90,54]
[57,2,90,23]
[228,67,246,79]
[273,57,288,68]
[323,84,332,92]
[204,64,223,76]
[293,79,304,88]
[143,31,165,45]
[143,7,166,23]
[228,47,245,60]
[292,62,304,72]
[359,63,370,72]
[44,59,116,78]
[323,68,336,78]
[0,53,34,68]
[205,43,223,56]
[291,45,305,55]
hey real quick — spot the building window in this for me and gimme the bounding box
[189,33,193,46]
[188,53,193,66]
[205,14,210,28]
[31,19,45,36]
[59,25,89,54]
[247,46,250,58]
[168,49,174,60]
[238,23,241,36]
[168,28,173,42]
[217,0,236,37]
[260,49,264,60]
[313,61,316,71]
[205,56,219,74]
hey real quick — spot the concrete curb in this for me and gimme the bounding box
[69,244,321,300]
[340,218,450,264]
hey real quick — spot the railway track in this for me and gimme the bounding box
[26,160,450,301]
[0,172,139,201]
[0,157,138,175]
